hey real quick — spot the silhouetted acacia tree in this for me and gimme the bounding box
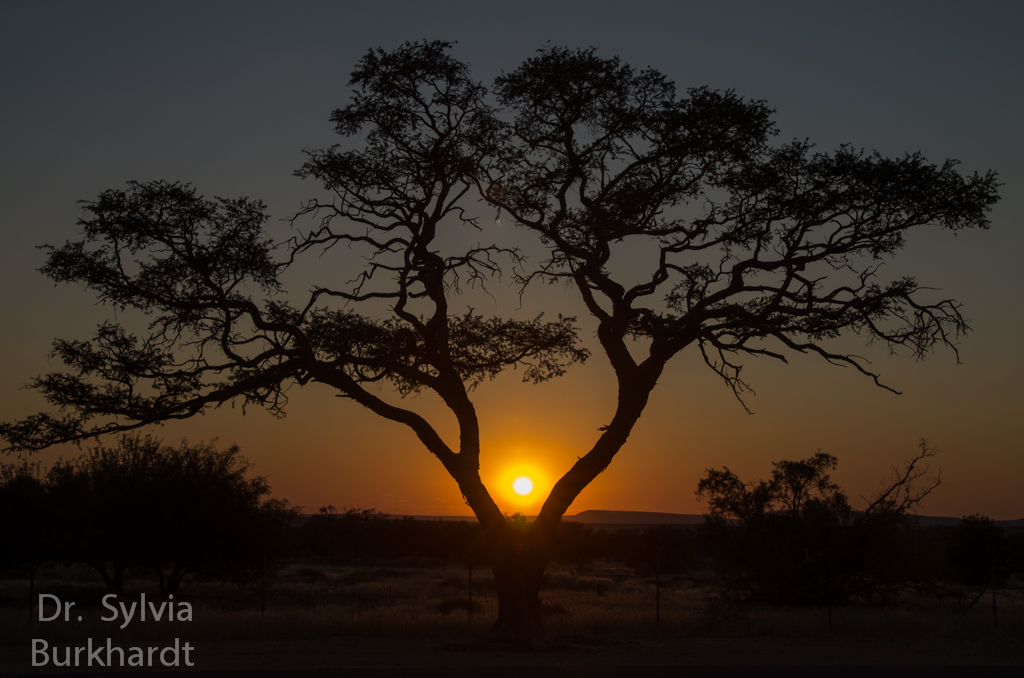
[0,42,999,644]
[45,435,296,593]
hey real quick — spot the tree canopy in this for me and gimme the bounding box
[0,41,999,643]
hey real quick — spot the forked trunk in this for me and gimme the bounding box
[455,470,547,646]
[459,363,667,646]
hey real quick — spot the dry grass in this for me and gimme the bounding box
[2,561,1021,645]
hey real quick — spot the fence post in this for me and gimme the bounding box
[261,549,267,621]
[827,550,832,631]
[991,560,997,630]
[655,556,661,631]
[29,536,36,620]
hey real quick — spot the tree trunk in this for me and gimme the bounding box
[454,469,545,646]
[519,365,667,623]
[486,528,545,646]
[453,361,666,647]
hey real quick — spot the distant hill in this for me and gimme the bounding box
[383,511,705,524]
[565,510,704,525]
[916,515,1024,527]
[565,510,1024,527]
[294,510,1023,527]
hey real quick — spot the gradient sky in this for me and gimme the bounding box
[2,1,1022,519]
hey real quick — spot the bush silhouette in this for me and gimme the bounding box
[44,435,295,593]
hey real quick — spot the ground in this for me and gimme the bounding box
[2,635,1023,675]
[2,561,1021,674]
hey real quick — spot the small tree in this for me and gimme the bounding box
[697,451,851,527]
[0,42,999,642]
[696,443,942,603]
[0,460,47,571]
[45,435,295,593]
[696,451,852,600]
[949,514,1011,587]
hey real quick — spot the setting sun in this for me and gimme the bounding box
[512,476,534,496]
[489,458,548,508]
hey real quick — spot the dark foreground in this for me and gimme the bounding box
[2,636,1022,676]
[1,669,1023,678]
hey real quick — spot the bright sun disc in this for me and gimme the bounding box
[512,476,533,496]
